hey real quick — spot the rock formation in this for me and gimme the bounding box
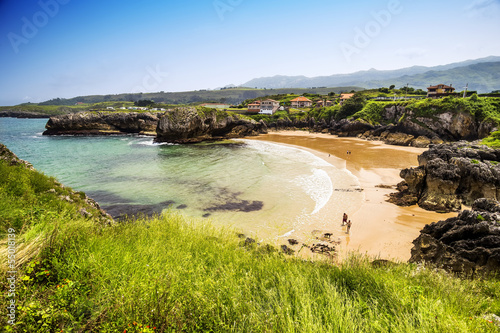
[265,104,496,148]
[0,111,50,118]
[409,198,500,275]
[155,107,267,143]
[389,142,500,212]
[43,112,161,135]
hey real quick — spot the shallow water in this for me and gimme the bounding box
[0,118,363,240]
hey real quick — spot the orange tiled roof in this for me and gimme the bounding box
[290,96,312,102]
[427,84,455,90]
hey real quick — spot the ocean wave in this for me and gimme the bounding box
[129,139,175,146]
[241,140,334,168]
[294,168,333,215]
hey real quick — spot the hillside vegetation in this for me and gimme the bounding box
[1,145,500,332]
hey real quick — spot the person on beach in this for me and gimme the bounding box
[346,220,352,234]
[342,213,347,226]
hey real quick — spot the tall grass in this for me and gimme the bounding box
[1,150,500,332]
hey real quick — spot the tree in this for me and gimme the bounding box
[134,99,155,107]
[335,93,367,120]
[389,85,395,90]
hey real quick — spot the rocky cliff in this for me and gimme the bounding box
[270,105,496,148]
[389,142,500,212]
[409,198,500,275]
[43,112,161,136]
[155,107,268,143]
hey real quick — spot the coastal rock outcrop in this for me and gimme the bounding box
[155,107,267,143]
[409,198,500,275]
[43,112,161,135]
[389,142,500,212]
[0,111,50,118]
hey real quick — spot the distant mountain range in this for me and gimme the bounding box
[240,56,500,93]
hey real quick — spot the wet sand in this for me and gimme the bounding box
[250,131,457,262]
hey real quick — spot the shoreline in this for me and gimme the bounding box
[249,130,457,262]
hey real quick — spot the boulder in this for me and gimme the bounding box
[155,107,267,143]
[409,198,500,275]
[393,142,500,212]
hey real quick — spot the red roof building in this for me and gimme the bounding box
[247,100,261,113]
[290,96,313,108]
[427,84,456,98]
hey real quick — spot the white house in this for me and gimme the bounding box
[259,99,280,115]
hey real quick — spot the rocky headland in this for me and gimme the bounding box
[0,110,50,118]
[42,108,268,142]
[43,111,162,136]
[410,198,500,275]
[155,107,267,143]
[269,105,496,148]
[389,142,500,213]
[39,103,497,148]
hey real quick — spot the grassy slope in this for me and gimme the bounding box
[1,145,500,332]
[351,96,500,126]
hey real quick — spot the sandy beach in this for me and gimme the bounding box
[250,131,457,262]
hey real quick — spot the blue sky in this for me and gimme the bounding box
[0,0,499,105]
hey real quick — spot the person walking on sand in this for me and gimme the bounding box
[342,213,347,226]
[346,220,352,234]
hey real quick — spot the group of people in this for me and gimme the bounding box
[341,212,352,234]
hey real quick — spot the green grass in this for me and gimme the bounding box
[482,130,500,148]
[1,145,500,332]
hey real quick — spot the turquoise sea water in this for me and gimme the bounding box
[0,118,363,241]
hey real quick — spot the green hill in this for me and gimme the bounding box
[28,87,362,107]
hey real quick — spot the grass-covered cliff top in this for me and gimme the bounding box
[1,144,500,332]
[349,95,500,125]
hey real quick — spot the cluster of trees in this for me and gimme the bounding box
[378,86,426,95]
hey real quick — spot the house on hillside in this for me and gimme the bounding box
[290,96,312,108]
[427,84,456,98]
[247,100,261,113]
[339,93,355,105]
[316,100,333,108]
[260,99,280,115]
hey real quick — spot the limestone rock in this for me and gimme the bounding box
[43,112,161,135]
[155,107,267,143]
[393,142,500,212]
[409,198,500,275]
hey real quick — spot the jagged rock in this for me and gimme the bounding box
[310,243,335,255]
[43,112,161,135]
[155,107,267,143]
[409,198,500,274]
[332,119,375,137]
[0,144,35,170]
[281,245,295,255]
[393,142,500,212]
[383,132,415,146]
[411,136,432,148]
